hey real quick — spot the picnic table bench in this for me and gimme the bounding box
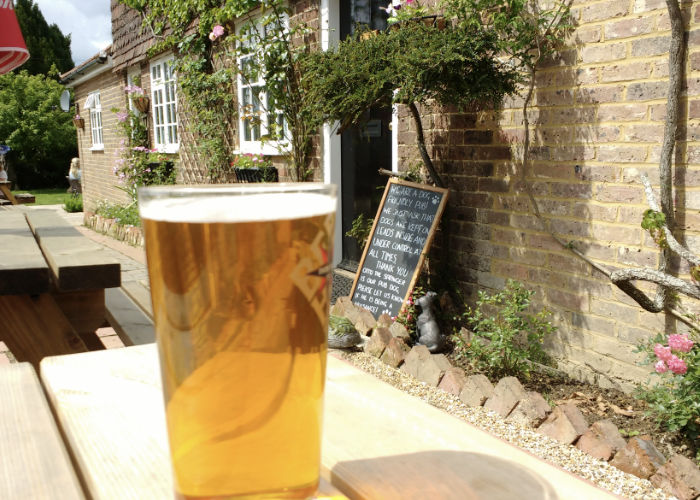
[0,181,35,205]
[0,207,120,366]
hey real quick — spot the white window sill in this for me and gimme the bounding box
[154,144,180,154]
[239,141,289,157]
[89,145,104,152]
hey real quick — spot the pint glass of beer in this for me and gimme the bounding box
[139,183,337,499]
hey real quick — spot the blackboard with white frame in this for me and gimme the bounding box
[350,178,449,319]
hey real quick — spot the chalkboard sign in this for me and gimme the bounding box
[350,178,449,318]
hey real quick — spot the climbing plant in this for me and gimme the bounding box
[119,0,322,181]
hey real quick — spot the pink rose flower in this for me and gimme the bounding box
[668,334,694,353]
[654,343,672,362]
[655,360,668,373]
[667,355,688,375]
[209,25,225,41]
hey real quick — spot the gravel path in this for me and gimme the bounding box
[337,350,676,500]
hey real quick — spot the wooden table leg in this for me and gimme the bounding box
[0,294,87,369]
[51,289,107,351]
[0,182,17,205]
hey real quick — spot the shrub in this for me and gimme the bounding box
[452,280,555,378]
[63,194,82,213]
[635,328,700,441]
[345,213,374,250]
[95,201,141,227]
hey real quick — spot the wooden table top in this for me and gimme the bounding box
[36,344,620,500]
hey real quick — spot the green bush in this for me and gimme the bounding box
[452,280,555,379]
[345,213,374,250]
[635,328,700,443]
[63,194,82,213]
[95,201,141,227]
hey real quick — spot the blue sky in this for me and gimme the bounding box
[33,0,112,66]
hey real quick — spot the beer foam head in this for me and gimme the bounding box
[139,184,337,222]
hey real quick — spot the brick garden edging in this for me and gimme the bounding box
[331,297,700,500]
[84,211,144,247]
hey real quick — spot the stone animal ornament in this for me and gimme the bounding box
[415,291,444,353]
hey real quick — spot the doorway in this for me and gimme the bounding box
[338,0,392,268]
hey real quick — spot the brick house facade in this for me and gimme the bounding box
[60,0,698,390]
[61,47,130,212]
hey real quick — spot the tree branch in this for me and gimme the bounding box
[408,102,445,188]
[610,268,700,300]
[640,173,700,267]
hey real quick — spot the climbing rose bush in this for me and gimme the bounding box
[637,330,700,440]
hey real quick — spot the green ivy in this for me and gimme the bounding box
[641,209,668,249]
[119,0,322,181]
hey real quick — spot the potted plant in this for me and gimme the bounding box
[72,114,84,129]
[231,153,278,183]
[125,84,150,114]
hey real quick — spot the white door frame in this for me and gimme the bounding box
[321,0,342,266]
[321,0,398,266]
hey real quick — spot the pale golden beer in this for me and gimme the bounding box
[139,184,337,499]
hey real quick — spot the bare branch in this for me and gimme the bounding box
[640,173,700,267]
[408,102,445,188]
[610,267,700,300]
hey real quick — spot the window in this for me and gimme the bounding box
[237,15,288,154]
[86,91,103,150]
[150,56,179,153]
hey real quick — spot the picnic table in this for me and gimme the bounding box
[0,207,120,366]
[0,181,35,205]
[0,342,620,499]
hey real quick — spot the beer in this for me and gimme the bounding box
[139,186,336,499]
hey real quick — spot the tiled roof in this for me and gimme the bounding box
[111,0,156,72]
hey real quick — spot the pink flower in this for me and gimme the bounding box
[655,360,668,373]
[117,111,128,123]
[668,334,694,353]
[124,85,144,96]
[209,24,225,41]
[667,355,688,375]
[654,343,672,362]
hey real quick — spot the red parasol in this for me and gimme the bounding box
[0,1,29,74]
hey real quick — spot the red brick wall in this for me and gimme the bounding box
[397,0,700,391]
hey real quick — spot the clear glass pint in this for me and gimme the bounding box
[139,183,337,499]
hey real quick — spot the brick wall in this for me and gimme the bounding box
[397,0,700,391]
[74,68,129,213]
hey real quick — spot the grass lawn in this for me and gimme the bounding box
[12,187,67,205]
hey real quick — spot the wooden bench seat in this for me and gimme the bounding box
[105,287,155,346]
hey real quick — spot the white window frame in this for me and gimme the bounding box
[87,91,103,151]
[236,14,289,156]
[150,55,179,154]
